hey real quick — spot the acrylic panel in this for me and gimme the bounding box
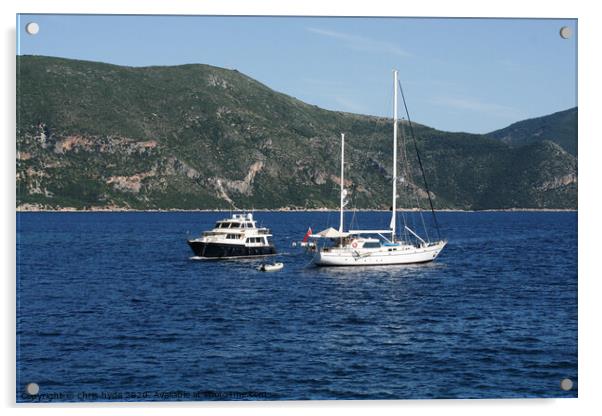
[16,14,577,402]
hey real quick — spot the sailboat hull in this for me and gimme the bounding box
[313,241,446,267]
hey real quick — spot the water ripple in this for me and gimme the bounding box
[17,211,577,401]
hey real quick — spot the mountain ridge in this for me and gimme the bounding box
[16,55,577,211]
[487,107,577,156]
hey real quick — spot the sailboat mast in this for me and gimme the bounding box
[339,133,345,233]
[391,70,398,241]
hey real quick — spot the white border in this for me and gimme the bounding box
[3,1,600,415]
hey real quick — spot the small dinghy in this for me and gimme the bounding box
[257,262,284,272]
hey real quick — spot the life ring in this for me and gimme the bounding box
[351,241,358,248]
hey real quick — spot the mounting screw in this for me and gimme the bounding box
[559,26,572,39]
[26,382,40,395]
[560,378,573,391]
[25,22,40,35]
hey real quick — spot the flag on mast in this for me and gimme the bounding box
[302,227,313,243]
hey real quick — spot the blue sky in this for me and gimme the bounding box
[17,14,577,133]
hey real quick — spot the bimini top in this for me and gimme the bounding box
[310,227,350,239]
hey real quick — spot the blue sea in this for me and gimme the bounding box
[16,211,577,402]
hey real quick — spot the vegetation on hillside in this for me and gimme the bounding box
[16,56,577,210]
[487,107,577,156]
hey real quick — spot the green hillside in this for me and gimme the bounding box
[487,107,577,156]
[16,55,577,210]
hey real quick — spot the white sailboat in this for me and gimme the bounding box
[310,70,447,267]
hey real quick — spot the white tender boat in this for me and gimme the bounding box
[310,70,447,267]
[257,262,284,272]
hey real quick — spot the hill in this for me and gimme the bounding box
[487,107,577,156]
[16,55,577,210]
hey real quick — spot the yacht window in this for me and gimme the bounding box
[246,222,253,228]
[363,242,381,248]
[219,223,229,229]
[230,222,240,228]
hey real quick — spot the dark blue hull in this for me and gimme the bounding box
[187,241,277,258]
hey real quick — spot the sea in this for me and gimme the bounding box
[16,211,577,402]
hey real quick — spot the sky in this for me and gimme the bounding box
[16,14,577,133]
